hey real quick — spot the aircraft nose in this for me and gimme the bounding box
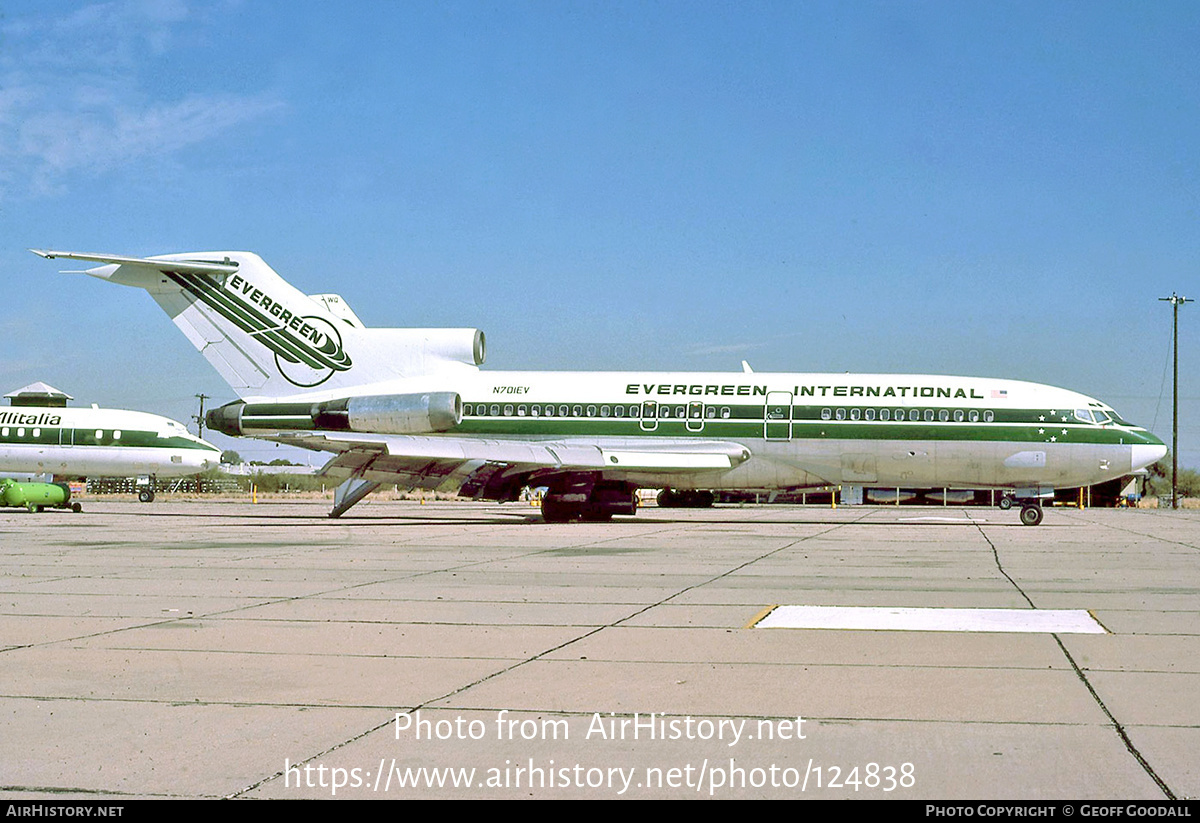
[1131,443,1167,473]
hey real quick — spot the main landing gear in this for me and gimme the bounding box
[136,475,156,503]
[540,480,637,523]
[656,489,715,508]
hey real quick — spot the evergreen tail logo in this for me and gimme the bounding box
[168,269,353,387]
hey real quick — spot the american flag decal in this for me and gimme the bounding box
[991,389,1008,399]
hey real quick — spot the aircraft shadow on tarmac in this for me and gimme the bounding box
[73,507,1061,527]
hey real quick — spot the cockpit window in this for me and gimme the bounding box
[1074,409,1094,424]
[1093,410,1112,425]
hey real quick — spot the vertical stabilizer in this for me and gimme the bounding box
[32,250,485,399]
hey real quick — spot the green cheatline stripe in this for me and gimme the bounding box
[452,418,1149,445]
[0,429,218,451]
[465,401,1115,426]
[169,271,350,371]
[170,271,322,369]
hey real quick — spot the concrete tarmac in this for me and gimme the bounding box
[0,500,1196,799]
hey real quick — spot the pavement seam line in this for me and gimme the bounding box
[230,516,864,797]
[973,520,1177,800]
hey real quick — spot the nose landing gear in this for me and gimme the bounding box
[1018,504,1044,526]
[997,489,1047,526]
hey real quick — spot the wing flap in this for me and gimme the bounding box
[263,431,751,490]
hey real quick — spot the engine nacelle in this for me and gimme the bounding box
[207,392,462,437]
[375,328,486,371]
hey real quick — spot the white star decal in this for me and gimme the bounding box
[1061,428,1067,435]
[1038,428,1045,435]
[1039,415,1046,421]
[1050,436,1057,442]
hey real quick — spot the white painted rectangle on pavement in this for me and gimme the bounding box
[755,606,1106,633]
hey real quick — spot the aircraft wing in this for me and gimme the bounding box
[261,431,752,497]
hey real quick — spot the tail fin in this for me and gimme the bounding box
[32,250,485,399]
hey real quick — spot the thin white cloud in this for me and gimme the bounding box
[0,0,282,198]
[685,341,767,357]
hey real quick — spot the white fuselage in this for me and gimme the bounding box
[267,369,1165,493]
[0,406,220,478]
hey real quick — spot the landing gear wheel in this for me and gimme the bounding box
[998,496,1013,510]
[71,503,82,513]
[541,498,576,523]
[138,490,155,503]
[1019,505,1044,526]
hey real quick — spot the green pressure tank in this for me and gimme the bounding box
[0,478,81,512]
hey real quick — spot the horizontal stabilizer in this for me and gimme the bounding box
[31,250,239,276]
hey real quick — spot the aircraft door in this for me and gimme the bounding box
[59,427,74,447]
[640,401,658,431]
[764,392,793,440]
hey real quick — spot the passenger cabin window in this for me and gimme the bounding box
[821,408,831,420]
[969,410,979,422]
[984,410,994,422]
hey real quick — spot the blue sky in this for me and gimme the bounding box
[2,0,1198,465]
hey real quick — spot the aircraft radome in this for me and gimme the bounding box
[0,381,220,502]
[33,250,1166,525]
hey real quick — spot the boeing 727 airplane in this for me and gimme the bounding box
[0,382,221,501]
[33,249,1166,525]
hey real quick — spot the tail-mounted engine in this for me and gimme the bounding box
[208,392,461,436]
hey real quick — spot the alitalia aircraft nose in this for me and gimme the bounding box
[1131,443,1167,473]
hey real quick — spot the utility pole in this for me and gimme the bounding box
[193,393,210,441]
[1158,293,1192,509]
